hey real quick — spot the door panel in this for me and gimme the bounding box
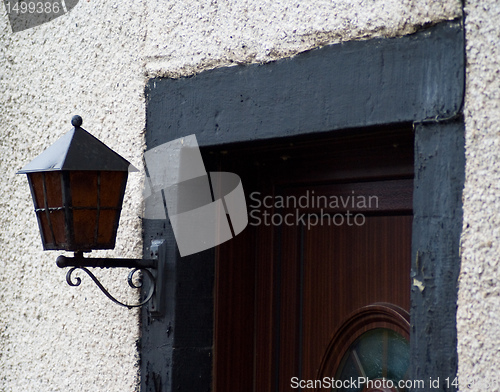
[209,125,413,392]
[297,214,411,384]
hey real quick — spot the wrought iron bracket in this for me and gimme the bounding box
[56,239,167,315]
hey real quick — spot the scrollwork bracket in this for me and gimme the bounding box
[56,239,166,315]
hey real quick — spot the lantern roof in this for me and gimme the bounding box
[18,116,137,174]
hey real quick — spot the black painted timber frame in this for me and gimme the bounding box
[141,19,465,392]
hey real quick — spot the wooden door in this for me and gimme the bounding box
[207,125,413,392]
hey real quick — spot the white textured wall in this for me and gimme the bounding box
[144,0,461,77]
[0,2,147,391]
[458,1,500,390]
[0,0,461,391]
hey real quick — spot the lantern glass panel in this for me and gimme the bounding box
[100,171,126,207]
[29,172,45,209]
[28,172,67,249]
[50,211,67,245]
[70,171,97,248]
[72,208,98,247]
[98,209,118,244]
[45,172,63,207]
[98,172,127,246]
[70,171,98,207]
[37,212,52,245]
[66,170,128,250]
[29,172,63,208]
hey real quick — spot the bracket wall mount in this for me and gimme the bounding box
[55,239,167,315]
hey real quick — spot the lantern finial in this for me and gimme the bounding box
[71,115,83,128]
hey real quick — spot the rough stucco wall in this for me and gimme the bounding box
[0,2,147,391]
[0,0,461,391]
[458,1,500,390]
[144,0,462,77]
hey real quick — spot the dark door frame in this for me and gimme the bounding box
[141,19,465,392]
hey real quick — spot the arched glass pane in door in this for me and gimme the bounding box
[315,304,410,392]
[335,328,409,392]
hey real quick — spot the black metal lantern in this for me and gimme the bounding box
[18,116,165,313]
[18,115,132,251]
